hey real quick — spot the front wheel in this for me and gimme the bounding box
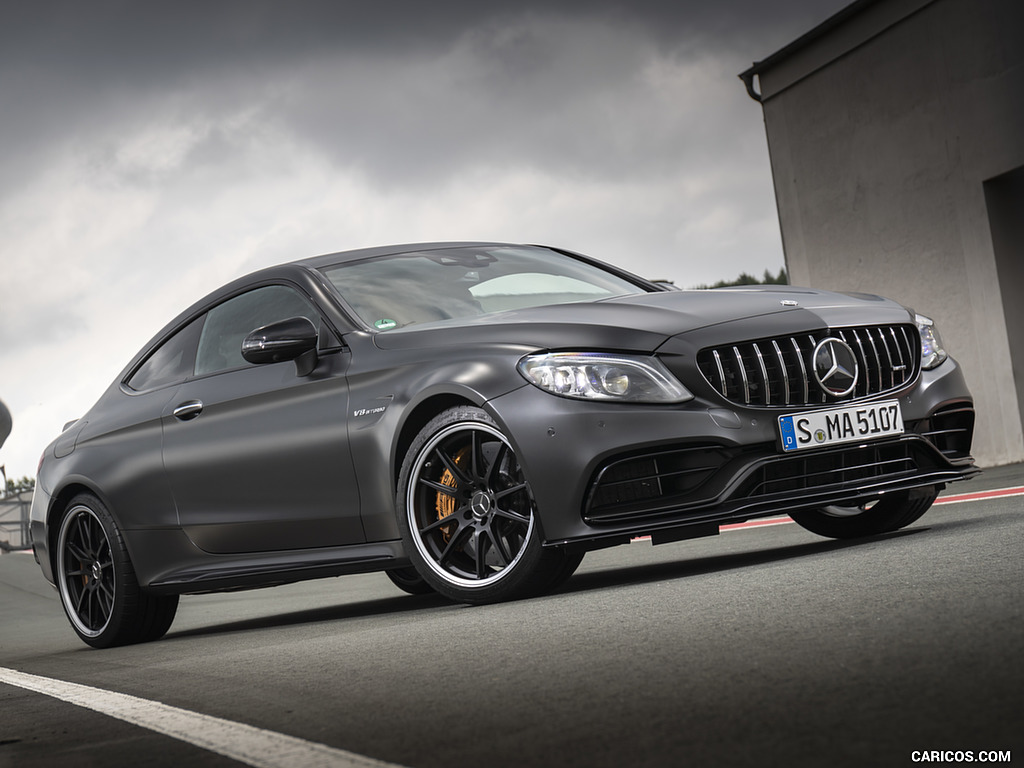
[397,406,572,605]
[789,487,939,539]
[55,493,178,648]
[385,567,435,595]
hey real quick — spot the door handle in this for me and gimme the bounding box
[172,400,204,421]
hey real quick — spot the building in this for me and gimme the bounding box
[741,0,1024,466]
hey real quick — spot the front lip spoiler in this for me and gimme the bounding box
[547,457,979,550]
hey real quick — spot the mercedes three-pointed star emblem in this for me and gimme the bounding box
[812,338,858,397]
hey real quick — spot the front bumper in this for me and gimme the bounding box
[488,357,977,549]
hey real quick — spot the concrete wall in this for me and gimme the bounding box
[751,0,1024,466]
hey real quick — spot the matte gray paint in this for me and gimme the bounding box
[31,242,977,596]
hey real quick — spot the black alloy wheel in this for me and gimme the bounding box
[397,407,575,604]
[55,493,178,648]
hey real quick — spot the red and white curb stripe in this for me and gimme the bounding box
[933,486,1024,505]
[636,484,1024,538]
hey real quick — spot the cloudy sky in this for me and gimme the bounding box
[0,0,852,480]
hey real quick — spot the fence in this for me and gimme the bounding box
[0,491,31,552]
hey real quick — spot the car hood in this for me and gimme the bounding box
[370,286,914,353]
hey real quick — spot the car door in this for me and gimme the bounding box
[161,284,363,554]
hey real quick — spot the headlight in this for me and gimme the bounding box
[518,352,693,403]
[916,314,947,370]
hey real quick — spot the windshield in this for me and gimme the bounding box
[319,245,647,330]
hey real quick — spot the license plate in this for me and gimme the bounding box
[778,400,903,452]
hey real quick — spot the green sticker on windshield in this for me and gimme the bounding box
[374,318,398,330]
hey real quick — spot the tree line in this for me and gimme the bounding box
[693,267,788,290]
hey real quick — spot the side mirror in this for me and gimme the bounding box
[241,316,319,375]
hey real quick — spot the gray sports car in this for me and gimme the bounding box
[30,242,977,647]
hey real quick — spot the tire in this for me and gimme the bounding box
[385,566,435,595]
[396,406,570,605]
[789,487,939,540]
[55,493,178,648]
[546,549,585,592]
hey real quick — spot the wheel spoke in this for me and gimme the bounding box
[75,515,92,556]
[472,530,490,579]
[486,442,509,488]
[87,592,100,629]
[72,584,88,614]
[96,587,113,618]
[435,445,473,487]
[438,524,474,567]
[492,505,530,525]
[487,526,513,566]
[470,430,483,482]
[420,506,467,535]
[66,541,91,563]
[418,476,461,497]
[97,577,115,604]
[494,482,528,502]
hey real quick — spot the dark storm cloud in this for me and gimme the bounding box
[1,0,858,479]
[0,0,828,70]
[0,0,848,193]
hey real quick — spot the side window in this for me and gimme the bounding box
[194,285,321,376]
[126,317,203,392]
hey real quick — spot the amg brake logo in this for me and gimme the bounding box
[353,406,387,418]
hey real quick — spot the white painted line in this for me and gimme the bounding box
[0,667,405,768]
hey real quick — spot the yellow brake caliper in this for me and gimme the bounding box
[435,447,469,542]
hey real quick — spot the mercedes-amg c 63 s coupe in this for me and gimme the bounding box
[30,242,978,646]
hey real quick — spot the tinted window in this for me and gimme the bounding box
[195,285,320,376]
[126,317,204,392]
[319,246,645,330]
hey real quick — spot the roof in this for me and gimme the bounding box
[296,241,513,269]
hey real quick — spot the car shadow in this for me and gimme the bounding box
[165,591,455,641]
[164,528,930,641]
[553,526,930,597]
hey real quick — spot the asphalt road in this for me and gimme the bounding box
[1,468,1021,768]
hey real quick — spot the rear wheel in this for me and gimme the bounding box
[397,406,573,604]
[55,493,178,648]
[789,487,939,539]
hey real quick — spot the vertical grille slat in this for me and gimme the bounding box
[877,328,895,389]
[771,340,790,405]
[865,328,883,392]
[888,327,904,385]
[791,337,809,403]
[752,343,771,405]
[711,349,727,397]
[733,346,750,404]
[696,324,920,408]
[849,329,869,398]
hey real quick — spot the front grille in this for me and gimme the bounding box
[697,324,920,407]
